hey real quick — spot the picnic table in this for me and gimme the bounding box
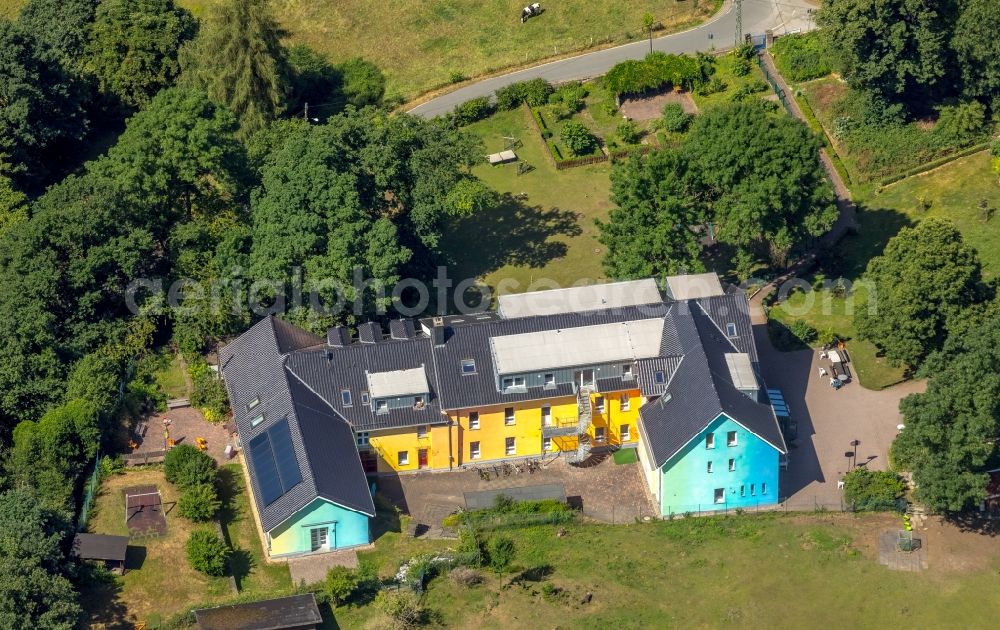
[486,150,518,165]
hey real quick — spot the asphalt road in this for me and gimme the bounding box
[409,0,817,118]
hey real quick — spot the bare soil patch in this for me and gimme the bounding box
[620,90,698,121]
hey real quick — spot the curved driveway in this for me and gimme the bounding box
[409,0,817,118]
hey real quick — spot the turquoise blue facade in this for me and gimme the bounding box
[267,498,370,557]
[658,413,780,515]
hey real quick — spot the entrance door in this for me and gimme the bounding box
[310,526,329,552]
[418,448,429,469]
[359,451,377,474]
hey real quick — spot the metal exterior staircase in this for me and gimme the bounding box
[568,386,594,464]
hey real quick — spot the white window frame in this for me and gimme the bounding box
[706,432,715,449]
[469,412,480,430]
[413,395,426,409]
[543,373,555,388]
[504,407,515,426]
[729,458,735,472]
[417,425,428,439]
[622,363,634,380]
[361,391,370,406]
[251,413,265,428]
[356,431,370,447]
[620,393,630,411]
[762,482,767,495]
[727,431,738,447]
[461,358,477,375]
[726,322,738,338]
[750,483,756,496]
[542,437,552,452]
[341,389,353,407]
[397,450,409,466]
[740,484,745,497]
[375,400,388,415]
[246,397,260,411]
[714,488,725,504]
[595,426,606,443]
[513,376,526,388]
[501,377,514,390]
[310,526,329,552]
[505,437,516,456]
[541,405,552,426]
[470,441,481,459]
[621,424,630,441]
[707,461,714,473]
[595,396,606,413]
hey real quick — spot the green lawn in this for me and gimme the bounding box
[767,151,999,389]
[334,512,1000,628]
[151,350,189,400]
[441,107,614,295]
[690,52,775,111]
[175,0,718,101]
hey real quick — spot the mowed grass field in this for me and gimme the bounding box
[335,511,1000,628]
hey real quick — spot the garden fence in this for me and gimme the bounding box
[77,452,103,532]
[585,497,907,524]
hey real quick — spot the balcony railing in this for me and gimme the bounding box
[542,416,579,438]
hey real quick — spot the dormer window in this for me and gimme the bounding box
[461,359,477,375]
[246,397,260,411]
[341,389,352,406]
[544,373,555,388]
[375,400,388,415]
[654,370,666,384]
[251,413,265,427]
[501,376,526,391]
[413,395,426,410]
[622,364,634,380]
[726,323,738,338]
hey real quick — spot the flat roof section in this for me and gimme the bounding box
[724,353,758,391]
[497,279,662,319]
[489,318,665,375]
[665,273,725,301]
[194,594,322,630]
[366,366,430,399]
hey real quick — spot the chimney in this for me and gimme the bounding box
[326,326,350,347]
[357,321,382,344]
[432,325,447,346]
[389,319,416,340]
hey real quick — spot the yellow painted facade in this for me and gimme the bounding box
[364,389,644,473]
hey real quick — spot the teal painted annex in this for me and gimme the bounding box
[267,498,370,557]
[659,413,780,515]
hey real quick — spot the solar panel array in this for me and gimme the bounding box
[249,418,304,506]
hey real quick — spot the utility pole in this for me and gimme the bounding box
[735,0,743,46]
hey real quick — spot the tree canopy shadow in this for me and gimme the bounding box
[818,206,913,280]
[77,563,131,630]
[440,193,582,279]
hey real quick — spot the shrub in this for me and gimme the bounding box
[541,128,553,139]
[732,80,768,102]
[448,70,467,84]
[450,566,483,587]
[549,81,587,113]
[617,119,642,144]
[732,58,752,77]
[325,565,358,606]
[487,535,516,577]
[452,96,493,126]
[189,360,229,421]
[185,530,230,576]
[696,76,727,96]
[661,103,691,132]
[336,57,386,108]
[164,444,217,489]
[771,32,833,82]
[178,483,221,522]
[789,319,818,345]
[99,455,125,479]
[559,121,597,156]
[520,78,554,107]
[843,469,906,511]
[373,590,426,630]
[933,101,987,146]
[733,43,757,60]
[456,527,487,567]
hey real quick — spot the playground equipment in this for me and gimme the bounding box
[195,437,208,451]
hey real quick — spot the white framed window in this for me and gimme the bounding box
[727,431,738,447]
[513,376,525,388]
[728,458,735,472]
[504,407,515,425]
[707,461,714,473]
[621,424,630,441]
[654,370,666,384]
[246,397,260,411]
[251,413,265,427]
[341,389,353,406]
[595,427,606,443]
[502,376,525,390]
[622,363,634,380]
[461,358,477,375]
[469,412,480,430]
[762,482,767,495]
[543,437,552,452]
[541,405,552,426]
[361,391,370,406]
[356,431,370,447]
[750,483,756,496]
[417,425,428,439]
[375,400,388,415]
[620,393,630,411]
[740,484,745,497]
[544,373,555,388]
[505,437,516,456]
[595,396,605,413]
[705,433,715,449]
[470,441,481,459]
[714,488,725,504]
[310,527,329,552]
[397,451,409,466]
[413,395,426,409]
[502,376,513,390]
[726,322,738,338]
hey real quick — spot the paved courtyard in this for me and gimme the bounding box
[129,407,234,465]
[753,324,926,508]
[379,454,658,529]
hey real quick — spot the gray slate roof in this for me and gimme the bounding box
[194,594,322,630]
[638,299,786,468]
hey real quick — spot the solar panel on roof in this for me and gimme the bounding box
[268,419,303,492]
[249,433,283,506]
